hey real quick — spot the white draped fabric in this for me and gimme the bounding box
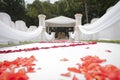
[80,23,99,40]
[15,20,28,31]
[0,14,55,43]
[0,1,120,43]
[98,22,120,40]
[69,1,120,41]
[90,18,99,24]
[79,1,120,35]
[39,28,55,42]
[28,26,37,31]
[0,20,43,41]
[0,12,12,27]
[69,27,81,41]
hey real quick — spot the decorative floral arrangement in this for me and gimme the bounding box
[0,55,36,80]
[0,42,97,54]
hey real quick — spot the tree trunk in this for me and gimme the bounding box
[84,0,89,23]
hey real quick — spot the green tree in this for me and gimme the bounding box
[1,0,118,26]
[80,0,119,23]
[0,0,6,11]
[0,0,26,21]
[26,0,55,26]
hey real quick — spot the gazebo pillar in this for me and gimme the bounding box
[38,14,46,42]
[38,14,46,28]
[75,13,82,27]
[73,14,83,42]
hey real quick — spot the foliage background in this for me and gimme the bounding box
[0,0,119,27]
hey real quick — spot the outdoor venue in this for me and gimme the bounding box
[0,0,120,80]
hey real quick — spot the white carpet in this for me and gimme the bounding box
[0,42,120,80]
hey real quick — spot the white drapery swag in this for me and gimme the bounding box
[1,1,120,43]
[69,1,120,41]
[0,20,41,41]
[0,15,55,43]
[79,1,120,34]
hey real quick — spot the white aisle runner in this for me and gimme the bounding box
[0,42,120,80]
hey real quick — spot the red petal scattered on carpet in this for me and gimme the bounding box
[67,55,120,80]
[72,75,78,80]
[0,55,36,80]
[37,68,42,70]
[68,67,81,73]
[60,58,69,61]
[0,42,97,53]
[85,47,90,49]
[60,72,71,77]
[105,50,112,53]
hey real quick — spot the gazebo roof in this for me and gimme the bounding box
[45,16,76,27]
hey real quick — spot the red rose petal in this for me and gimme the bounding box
[60,58,69,61]
[72,75,78,80]
[68,55,120,80]
[60,72,71,77]
[105,50,112,53]
[27,67,35,73]
[85,47,90,49]
[68,67,81,73]
[37,68,42,70]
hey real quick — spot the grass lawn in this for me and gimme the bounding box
[84,40,120,44]
[0,40,120,48]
